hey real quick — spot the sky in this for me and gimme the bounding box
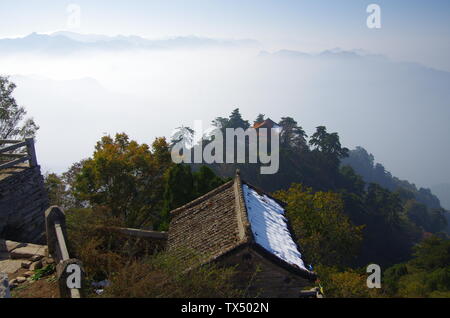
[1,0,450,70]
[0,1,449,192]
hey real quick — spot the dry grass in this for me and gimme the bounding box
[102,251,242,298]
[10,269,59,298]
[66,207,242,298]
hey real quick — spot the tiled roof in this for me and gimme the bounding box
[167,180,243,264]
[252,118,280,129]
[243,184,308,271]
[167,171,316,280]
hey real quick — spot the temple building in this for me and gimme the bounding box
[167,171,318,297]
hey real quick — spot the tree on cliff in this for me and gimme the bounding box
[274,183,364,267]
[0,76,39,140]
[157,164,225,231]
[72,133,173,227]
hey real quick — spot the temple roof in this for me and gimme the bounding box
[252,118,281,129]
[167,171,316,280]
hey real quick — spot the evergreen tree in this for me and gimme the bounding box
[159,165,225,230]
[212,108,250,130]
[228,108,250,129]
[278,117,307,150]
[193,165,224,197]
[254,113,265,125]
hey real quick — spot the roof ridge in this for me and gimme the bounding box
[233,171,253,244]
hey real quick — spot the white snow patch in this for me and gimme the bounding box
[242,184,307,270]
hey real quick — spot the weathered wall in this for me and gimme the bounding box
[0,166,49,244]
[220,247,313,298]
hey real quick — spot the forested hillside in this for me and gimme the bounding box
[342,147,442,209]
[181,110,448,266]
[40,105,449,297]
[431,183,450,210]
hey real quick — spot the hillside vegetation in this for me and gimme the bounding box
[41,108,450,298]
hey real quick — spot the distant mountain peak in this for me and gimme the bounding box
[0,31,259,54]
[259,48,387,61]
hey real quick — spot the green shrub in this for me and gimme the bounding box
[316,265,380,298]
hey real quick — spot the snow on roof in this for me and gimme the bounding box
[242,184,307,271]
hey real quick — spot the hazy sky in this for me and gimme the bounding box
[0,1,449,191]
[1,0,450,71]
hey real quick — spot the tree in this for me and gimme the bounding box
[343,146,442,210]
[384,236,450,297]
[383,263,409,295]
[308,126,348,188]
[339,166,365,196]
[44,160,90,210]
[310,126,348,158]
[158,164,225,230]
[253,113,265,125]
[170,126,194,147]
[356,183,422,267]
[0,76,38,140]
[406,202,428,226]
[228,108,250,129]
[211,117,228,129]
[193,165,224,197]
[316,265,378,298]
[275,184,363,267]
[428,209,448,233]
[160,164,195,230]
[212,108,250,130]
[44,173,68,208]
[342,146,375,179]
[367,183,405,226]
[278,117,307,150]
[410,236,450,271]
[73,133,172,228]
[62,160,89,209]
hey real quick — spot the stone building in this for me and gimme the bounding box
[252,118,281,130]
[0,139,49,244]
[167,171,317,297]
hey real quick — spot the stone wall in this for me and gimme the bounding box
[220,247,313,298]
[0,166,49,244]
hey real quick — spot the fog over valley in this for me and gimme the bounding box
[2,1,450,300]
[1,32,449,194]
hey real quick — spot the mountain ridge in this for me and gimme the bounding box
[0,32,260,54]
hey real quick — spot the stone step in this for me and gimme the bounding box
[10,243,47,260]
[0,259,24,274]
[0,240,48,274]
[0,239,27,253]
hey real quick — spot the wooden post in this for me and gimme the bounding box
[45,206,84,298]
[45,206,67,260]
[25,138,37,167]
[56,258,84,298]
